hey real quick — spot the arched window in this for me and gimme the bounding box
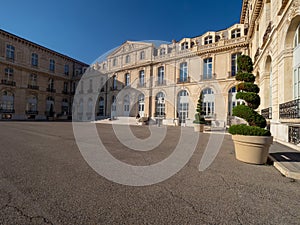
[293,24,300,100]
[0,91,14,112]
[202,88,214,117]
[156,92,165,117]
[177,90,189,124]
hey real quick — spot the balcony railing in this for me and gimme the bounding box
[46,88,56,93]
[1,79,16,86]
[28,84,39,90]
[288,126,300,145]
[279,99,300,119]
[261,107,272,119]
[0,109,15,113]
[156,80,166,86]
[137,83,146,88]
[200,73,216,81]
[177,77,191,84]
[25,110,39,115]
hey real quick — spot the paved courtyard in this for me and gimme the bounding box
[0,122,299,225]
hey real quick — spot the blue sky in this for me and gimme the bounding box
[1,0,243,64]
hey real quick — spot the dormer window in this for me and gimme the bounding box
[125,55,130,64]
[231,29,241,39]
[215,35,221,42]
[204,36,213,45]
[160,48,166,55]
[181,42,189,50]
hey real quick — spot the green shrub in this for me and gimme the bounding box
[193,92,205,124]
[228,124,271,136]
[229,55,270,136]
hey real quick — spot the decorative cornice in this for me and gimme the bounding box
[247,0,263,39]
[240,0,249,24]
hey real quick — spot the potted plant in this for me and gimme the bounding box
[228,55,273,164]
[193,92,205,132]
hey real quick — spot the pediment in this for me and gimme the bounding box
[108,41,153,58]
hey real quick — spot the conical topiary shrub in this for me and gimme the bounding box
[228,55,271,136]
[193,91,205,125]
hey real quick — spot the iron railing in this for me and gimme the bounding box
[261,107,272,119]
[1,79,16,86]
[279,99,300,119]
[288,126,300,145]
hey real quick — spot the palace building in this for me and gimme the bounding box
[0,29,88,120]
[2,0,300,148]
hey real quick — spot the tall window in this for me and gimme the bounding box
[202,88,214,116]
[49,59,55,71]
[29,74,37,86]
[64,64,69,75]
[231,53,242,76]
[204,36,213,45]
[6,45,15,60]
[203,58,212,79]
[140,51,145,60]
[4,68,13,81]
[63,82,68,93]
[125,55,130,64]
[181,42,189,50]
[231,29,241,38]
[113,58,117,67]
[0,91,14,112]
[180,62,188,82]
[138,94,145,117]
[112,96,116,112]
[139,70,145,87]
[158,66,165,85]
[228,86,243,116]
[177,90,189,124]
[48,78,54,90]
[98,97,105,116]
[293,24,300,99]
[125,73,130,86]
[113,75,117,90]
[31,53,38,66]
[156,92,165,117]
[124,95,130,116]
[27,95,37,112]
[62,98,69,115]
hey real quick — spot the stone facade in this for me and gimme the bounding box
[0,29,88,120]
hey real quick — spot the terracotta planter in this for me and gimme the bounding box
[194,124,204,132]
[232,135,273,164]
